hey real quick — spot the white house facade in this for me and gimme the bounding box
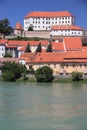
[50,25,84,37]
[0,45,5,58]
[0,40,7,58]
[24,11,75,31]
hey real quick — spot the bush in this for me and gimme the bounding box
[28,26,33,31]
[1,61,27,81]
[4,52,12,57]
[22,73,28,81]
[2,70,15,82]
[35,66,54,82]
[71,71,83,81]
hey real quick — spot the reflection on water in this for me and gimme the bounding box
[0,82,87,130]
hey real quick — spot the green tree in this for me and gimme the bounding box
[28,25,33,31]
[0,18,13,38]
[35,42,42,52]
[71,71,83,81]
[4,52,12,58]
[25,43,31,52]
[2,70,15,82]
[1,61,27,81]
[82,42,87,46]
[46,42,53,52]
[28,65,35,74]
[35,66,54,82]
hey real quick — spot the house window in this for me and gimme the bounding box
[66,64,68,68]
[80,64,82,68]
[84,64,87,68]
[54,64,56,68]
[73,64,75,68]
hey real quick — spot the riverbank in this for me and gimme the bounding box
[1,75,87,83]
[15,77,87,83]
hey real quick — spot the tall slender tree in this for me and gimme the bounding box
[46,42,53,52]
[35,42,42,52]
[25,43,31,52]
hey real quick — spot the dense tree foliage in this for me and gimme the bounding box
[0,18,13,38]
[2,70,15,81]
[25,43,31,52]
[46,42,53,52]
[82,42,87,46]
[8,37,48,41]
[1,61,27,81]
[28,65,35,74]
[35,42,42,52]
[71,71,83,81]
[4,52,12,58]
[28,26,33,31]
[35,66,54,82]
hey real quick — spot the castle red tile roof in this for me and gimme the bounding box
[14,22,23,30]
[25,11,72,19]
[51,25,82,30]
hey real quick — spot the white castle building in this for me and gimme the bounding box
[50,25,85,37]
[24,11,75,31]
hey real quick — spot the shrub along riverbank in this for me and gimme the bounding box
[0,74,87,83]
[0,62,87,83]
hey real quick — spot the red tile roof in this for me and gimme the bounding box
[25,11,72,19]
[64,51,87,59]
[0,58,19,63]
[20,51,87,64]
[20,52,64,63]
[18,46,26,51]
[14,22,23,30]
[64,37,82,51]
[0,39,8,44]
[52,42,64,51]
[6,46,17,48]
[82,46,87,52]
[8,40,48,47]
[51,25,82,30]
[8,40,28,46]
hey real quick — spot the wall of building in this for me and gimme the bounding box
[26,62,87,76]
[50,30,83,37]
[24,16,74,31]
[24,31,50,39]
[0,45,5,58]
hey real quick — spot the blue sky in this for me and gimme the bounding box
[0,0,87,29]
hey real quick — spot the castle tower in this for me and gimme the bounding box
[14,22,24,37]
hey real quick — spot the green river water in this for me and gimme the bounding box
[0,82,87,130]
